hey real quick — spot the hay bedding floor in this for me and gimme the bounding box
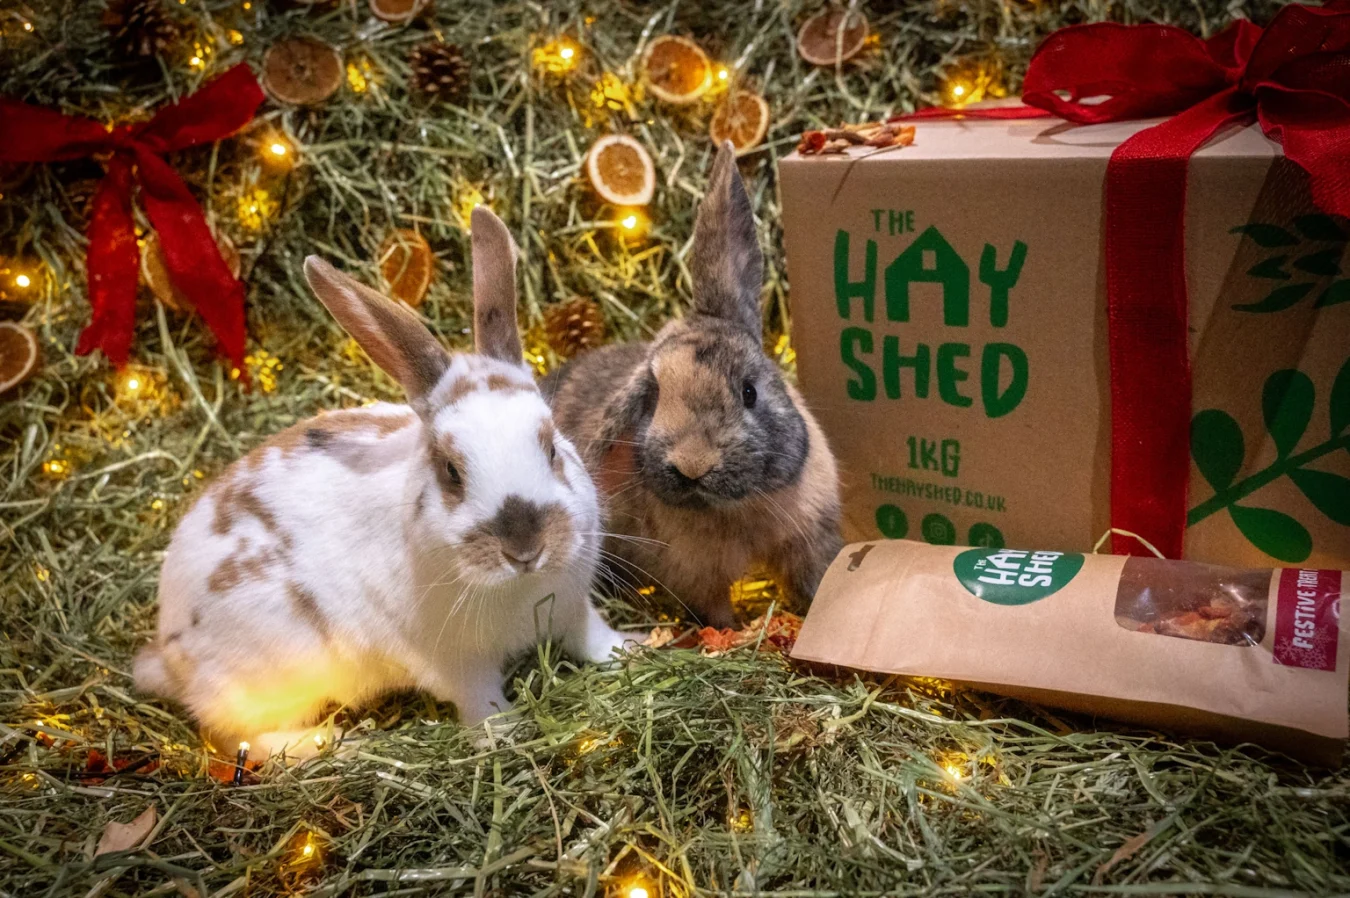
[3,612,1349,898]
[2,0,1348,894]
[4,480,1350,897]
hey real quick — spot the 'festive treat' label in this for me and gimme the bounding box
[1274,568,1342,671]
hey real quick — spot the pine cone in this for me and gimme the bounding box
[103,0,180,59]
[543,298,606,360]
[409,41,470,101]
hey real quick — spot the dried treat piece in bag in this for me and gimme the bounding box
[1114,556,1268,646]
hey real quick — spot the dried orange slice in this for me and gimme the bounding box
[262,36,343,105]
[379,229,435,308]
[586,135,656,206]
[0,321,40,394]
[640,35,711,105]
[796,8,868,66]
[141,231,240,313]
[710,91,770,154]
[368,0,429,23]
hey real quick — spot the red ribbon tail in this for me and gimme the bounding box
[134,147,247,371]
[1104,88,1253,558]
[77,157,140,368]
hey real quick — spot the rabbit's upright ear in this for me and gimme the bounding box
[470,206,524,365]
[304,256,448,402]
[689,141,763,339]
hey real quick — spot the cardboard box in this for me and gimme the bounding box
[779,117,1350,567]
[791,540,1349,762]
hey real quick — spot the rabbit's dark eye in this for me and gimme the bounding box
[742,380,757,409]
[548,442,557,464]
[445,461,462,485]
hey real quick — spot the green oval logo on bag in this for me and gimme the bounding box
[953,548,1085,605]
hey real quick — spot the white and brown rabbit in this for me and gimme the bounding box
[134,207,628,756]
[543,143,842,628]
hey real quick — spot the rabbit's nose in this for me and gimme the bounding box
[502,544,542,571]
[668,450,716,482]
[667,462,704,485]
[489,495,554,572]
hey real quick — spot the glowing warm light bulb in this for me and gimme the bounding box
[621,214,638,230]
[270,142,287,157]
[313,734,325,747]
[126,377,141,392]
[23,21,34,31]
[347,62,369,93]
[717,68,729,81]
[628,887,649,898]
[533,38,580,75]
[14,274,31,288]
[951,84,966,97]
[301,841,315,858]
[189,55,203,68]
[944,763,964,780]
[239,741,249,751]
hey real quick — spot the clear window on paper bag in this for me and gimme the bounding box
[1114,557,1269,647]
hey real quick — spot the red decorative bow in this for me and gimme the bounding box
[900,3,1350,559]
[0,64,265,369]
[1030,3,1350,560]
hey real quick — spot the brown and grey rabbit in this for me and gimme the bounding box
[543,142,842,628]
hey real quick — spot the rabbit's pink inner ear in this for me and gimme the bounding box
[470,207,524,365]
[303,256,448,401]
[689,141,764,338]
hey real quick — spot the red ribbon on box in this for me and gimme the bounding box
[0,64,265,370]
[900,2,1350,559]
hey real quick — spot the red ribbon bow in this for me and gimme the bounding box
[903,3,1350,559]
[0,64,265,369]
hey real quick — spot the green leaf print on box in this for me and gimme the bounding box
[1231,214,1348,311]
[1188,359,1350,562]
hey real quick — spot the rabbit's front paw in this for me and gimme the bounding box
[570,610,636,664]
[586,627,635,664]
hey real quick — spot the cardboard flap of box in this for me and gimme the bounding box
[785,116,1281,163]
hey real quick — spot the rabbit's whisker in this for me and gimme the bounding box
[580,531,671,549]
[592,548,699,622]
[430,571,477,654]
[753,487,812,546]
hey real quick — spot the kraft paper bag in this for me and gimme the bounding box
[779,117,1350,569]
[791,540,1349,763]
